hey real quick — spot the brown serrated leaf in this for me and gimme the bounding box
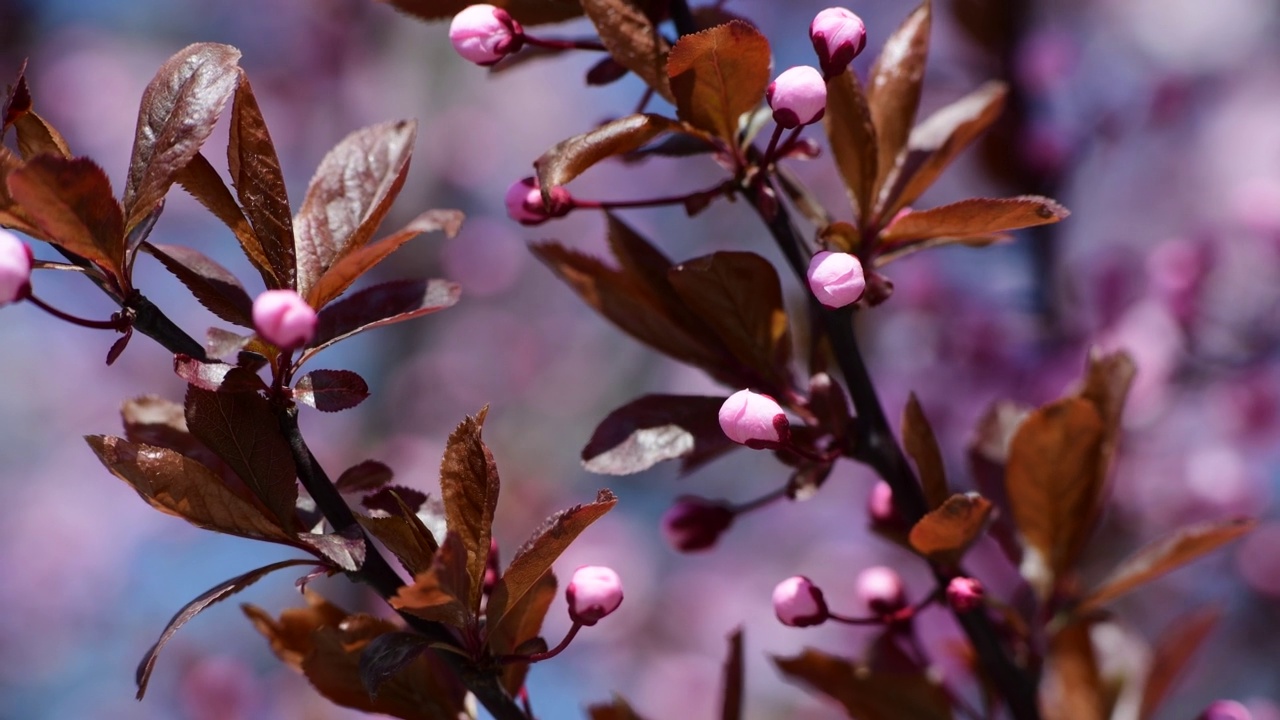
[666,21,771,143]
[145,242,254,327]
[293,369,370,412]
[486,570,557,695]
[880,196,1069,246]
[302,279,460,363]
[439,410,499,612]
[667,251,792,390]
[908,492,992,562]
[1041,619,1104,720]
[824,69,879,224]
[721,628,744,720]
[228,71,294,287]
[390,531,472,627]
[536,113,688,193]
[173,356,268,394]
[4,63,73,160]
[296,528,366,572]
[582,395,734,475]
[7,155,126,279]
[293,120,416,299]
[903,392,948,509]
[376,0,583,26]
[335,460,394,494]
[487,489,617,627]
[123,43,242,230]
[1138,606,1221,720]
[1067,350,1136,566]
[867,2,931,200]
[121,395,253,499]
[133,558,315,698]
[774,649,953,720]
[582,0,673,103]
[308,209,463,309]
[357,510,437,577]
[185,386,299,531]
[358,632,435,700]
[0,146,44,237]
[1079,518,1256,612]
[174,152,274,287]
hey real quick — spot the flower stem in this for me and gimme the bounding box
[26,293,129,330]
[499,622,583,664]
[575,180,732,212]
[523,35,608,52]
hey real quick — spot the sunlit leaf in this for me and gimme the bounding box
[7,155,125,279]
[582,0,673,102]
[536,113,688,192]
[903,392,947,509]
[439,410,499,612]
[867,2,931,198]
[3,63,72,160]
[146,242,254,327]
[173,355,268,394]
[1041,619,1103,720]
[390,531,472,627]
[666,21,771,143]
[486,570,556,695]
[174,152,274,287]
[335,459,394,494]
[294,369,371,412]
[303,278,460,362]
[228,71,295,288]
[297,527,366,572]
[824,69,878,223]
[357,507,437,578]
[582,395,734,475]
[879,196,1069,246]
[908,492,992,562]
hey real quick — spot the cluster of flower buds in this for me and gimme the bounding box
[718,389,790,448]
[566,565,623,626]
[807,250,867,308]
[252,289,317,349]
[774,566,926,628]
[448,4,525,66]
[505,177,575,226]
[0,229,33,307]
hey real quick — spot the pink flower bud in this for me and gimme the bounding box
[855,566,906,616]
[807,251,866,307]
[946,576,985,612]
[810,8,867,77]
[766,66,827,129]
[0,229,33,306]
[504,176,573,226]
[661,496,735,552]
[448,4,524,66]
[252,289,317,349]
[1199,701,1253,720]
[483,538,500,595]
[566,565,623,626]
[773,576,829,627]
[718,389,789,447]
[867,480,904,529]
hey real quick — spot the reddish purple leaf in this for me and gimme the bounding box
[7,155,126,279]
[335,460,395,494]
[879,196,1069,246]
[536,113,689,193]
[867,2,931,197]
[582,395,734,475]
[147,243,254,327]
[297,526,367,572]
[361,485,429,516]
[376,0,584,26]
[582,0,673,102]
[174,355,268,393]
[439,409,500,613]
[293,369,370,412]
[721,628,744,720]
[303,279,460,361]
[824,68,878,223]
[390,531,473,627]
[487,570,556,696]
[228,71,295,288]
[3,62,72,161]
[666,21,771,143]
[358,631,434,699]
[175,152,273,287]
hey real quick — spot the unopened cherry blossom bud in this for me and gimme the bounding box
[810,8,867,77]
[807,251,866,308]
[855,566,906,615]
[946,576,985,612]
[448,4,524,66]
[661,496,735,552]
[483,538,500,595]
[566,565,623,626]
[252,289,317,349]
[0,229,33,306]
[773,576,829,627]
[1198,700,1253,720]
[719,389,789,447]
[767,66,827,129]
[867,481,905,529]
[505,176,573,226]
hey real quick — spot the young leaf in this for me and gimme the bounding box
[86,434,290,542]
[293,120,416,299]
[721,628,744,720]
[667,251,792,389]
[867,2,931,198]
[666,21,771,143]
[487,489,617,627]
[123,43,242,230]
[390,532,472,627]
[145,242,255,326]
[969,400,1030,565]
[774,649,953,720]
[303,278,460,361]
[1003,397,1105,597]
[3,64,73,160]
[1078,518,1256,612]
[376,0,584,26]
[133,558,316,698]
[824,69,879,223]
[535,113,687,192]
[359,632,434,699]
[227,71,295,288]
[297,527,367,572]
[581,395,734,475]
[293,369,371,412]
[0,146,44,238]
[486,570,557,695]
[335,459,395,494]
[7,155,126,279]
[1138,607,1221,720]
[175,152,275,287]
[439,409,499,612]
[908,492,992,562]
[903,392,948,509]
[1041,619,1104,720]
[121,395,251,496]
[879,196,1069,246]
[357,510,438,577]
[362,485,429,516]
[582,0,674,103]
[874,232,1007,266]
[173,355,268,394]
[185,386,299,531]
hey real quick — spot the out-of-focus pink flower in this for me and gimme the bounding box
[718,390,789,447]
[807,251,866,307]
[0,230,33,306]
[661,496,735,552]
[946,576,985,612]
[505,176,573,226]
[867,480,904,529]
[810,8,867,77]
[1199,700,1254,720]
[772,576,829,627]
[252,289,317,348]
[483,538,500,595]
[767,66,827,128]
[855,566,906,615]
[448,4,524,66]
[567,565,623,626]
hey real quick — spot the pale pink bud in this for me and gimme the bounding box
[0,229,33,306]
[773,576,829,627]
[807,251,866,307]
[855,566,906,615]
[867,481,904,529]
[448,4,524,66]
[566,565,623,626]
[946,576,985,612]
[661,496,735,552]
[810,8,867,77]
[504,176,573,226]
[252,289,317,349]
[1198,701,1253,720]
[718,389,789,447]
[767,66,827,129]
[483,538,500,595]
